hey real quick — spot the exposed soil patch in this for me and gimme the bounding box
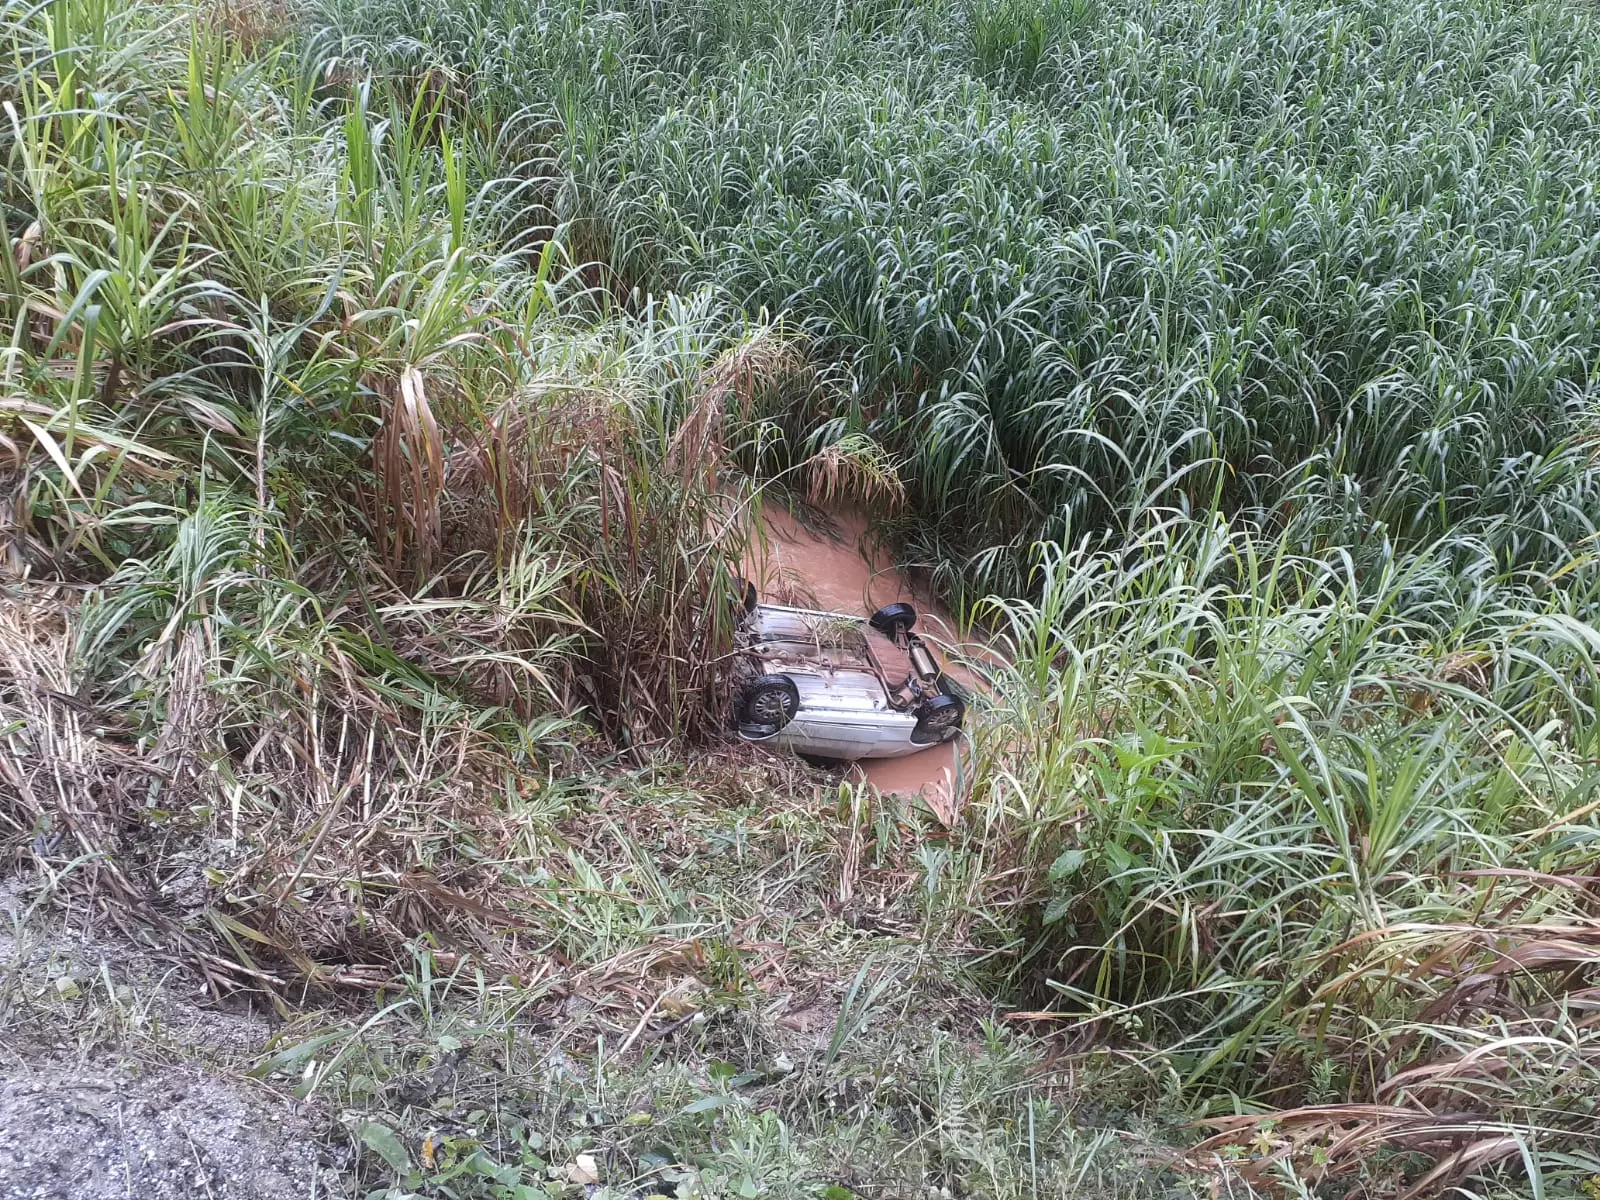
[0,877,274,1066]
[0,1063,336,1200]
[0,876,348,1199]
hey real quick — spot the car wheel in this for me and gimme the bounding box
[910,693,964,744]
[868,602,917,639]
[739,674,800,733]
[731,574,758,614]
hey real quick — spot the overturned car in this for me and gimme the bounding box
[731,589,966,761]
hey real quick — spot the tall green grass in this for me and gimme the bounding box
[0,0,804,741]
[318,0,1600,595]
[8,0,1600,1194]
[930,515,1600,1192]
[0,0,798,990]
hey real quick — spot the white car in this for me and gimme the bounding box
[732,592,965,761]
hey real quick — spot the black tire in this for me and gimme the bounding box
[738,673,800,732]
[731,575,758,614]
[868,602,917,638]
[910,693,964,744]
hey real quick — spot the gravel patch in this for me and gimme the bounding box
[0,1062,340,1200]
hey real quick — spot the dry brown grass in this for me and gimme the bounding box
[801,434,907,514]
[0,579,914,1033]
[371,367,447,582]
[0,587,234,984]
[1189,901,1600,1195]
[206,0,296,55]
[0,583,554,1003]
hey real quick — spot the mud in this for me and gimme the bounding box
[744,506,971,817]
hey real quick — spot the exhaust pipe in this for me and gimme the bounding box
[908,637,940,682]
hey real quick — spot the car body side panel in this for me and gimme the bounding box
[742,707,933,759]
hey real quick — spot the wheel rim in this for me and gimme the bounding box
[923,706,960,731]
[748,689,793,724]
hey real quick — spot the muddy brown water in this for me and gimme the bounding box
[743,507,970,818]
